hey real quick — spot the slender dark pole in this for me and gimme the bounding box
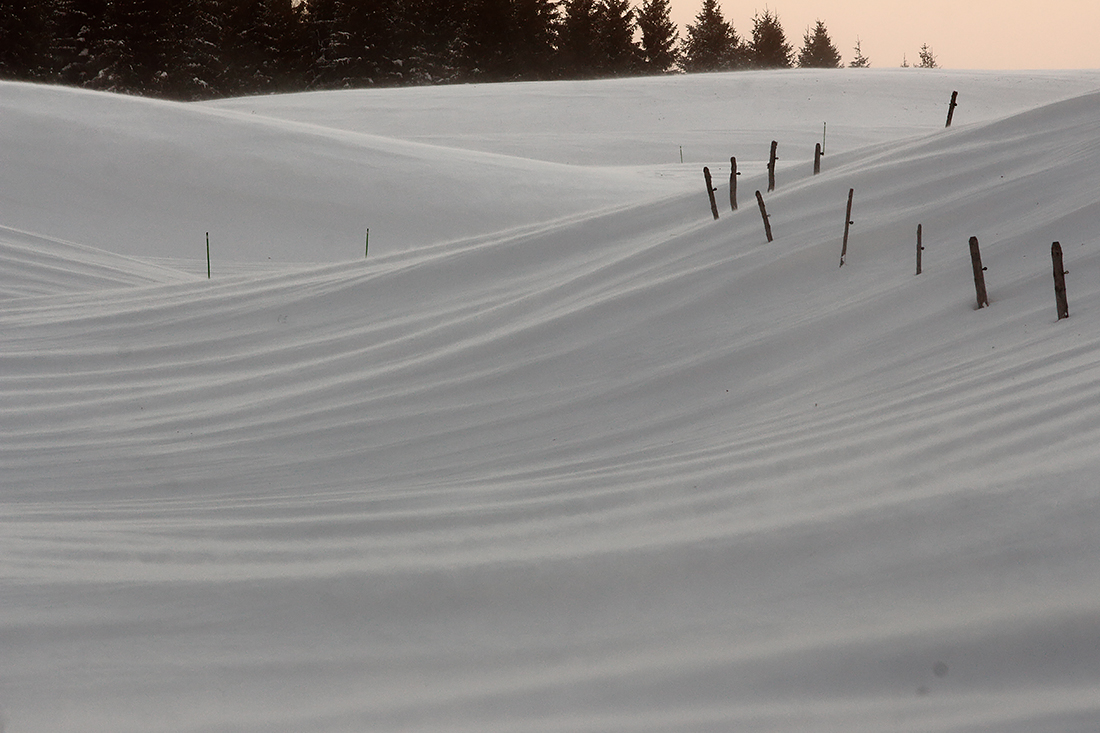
[916,224,924,275]
[946,91,959,128]
[814,143,822,175]
[767,141,778,192]
[365,228,369,258]
[206,232,210,279]
[729,157,739,211]
[969,236,989,308]
[703,167,719,220]
[1052,241,1069,320]
[839,188,854,267]
[755,191,773,243]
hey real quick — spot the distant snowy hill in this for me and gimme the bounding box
[2,69,1100,733]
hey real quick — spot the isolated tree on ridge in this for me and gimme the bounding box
[849,37,870,68]
[797,19,840,68]
[917,43,937,68]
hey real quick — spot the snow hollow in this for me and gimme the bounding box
[3,68,1100,733]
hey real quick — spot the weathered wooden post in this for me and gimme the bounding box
[1052,241,1069,320]
[968,236,989,308]
[767,141,778,192]
[206,232,211,279]
[365,228,370,258]
[729,157,739,211]
[703,166,719,220]
[839,188,854,267]
[814,143,823,175]
[916,224,924,275]
[755,191,773,243]
[946,91,959,128]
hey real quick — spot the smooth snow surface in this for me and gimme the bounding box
[3,69,1100,732]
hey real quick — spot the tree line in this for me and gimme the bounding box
[0,0,879,101]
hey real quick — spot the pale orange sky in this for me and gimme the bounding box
[669,1,1100,69]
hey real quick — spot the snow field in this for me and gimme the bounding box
[2,69,1100,732]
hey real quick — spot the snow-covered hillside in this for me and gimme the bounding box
[2,69,1100,733]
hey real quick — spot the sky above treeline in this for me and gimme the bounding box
[668,0,1100,69]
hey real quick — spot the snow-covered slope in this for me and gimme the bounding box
[2,69,1100,733]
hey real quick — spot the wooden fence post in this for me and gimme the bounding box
[1052,241,1069,320]
[968,236,989,308]
[703,166,719,220]
[729,157,739,211]
[755,191,773,243]
[206,232,211,279]
[916,224,924,275]
[365,228,370,258]
[767,141,778,192]
[839,188,854,267]
[814,143,822,175]
[946,91,959,128]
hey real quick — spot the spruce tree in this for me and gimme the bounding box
[48,0,111,85]
[597,0,640,75]
[0,0,49,80]
[636,0,679,73]
[680,0,743,73]
[222,0,308,94]
[849,37,870,68]
[749,7,792,69]
[917,43,937,68]
[558,0,601,76]
[797,19,840,69]
[459,0,511,78]
[509,0,558,79]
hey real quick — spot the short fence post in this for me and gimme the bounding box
[365,228,370,258]
[968,236,989,308]
[839,188,854,267]
[1052,241,1069,320]
[767,141,778,192]
[729,157,739,211]
[916,224,924,275]
[814,143,822,175]
[946,91,959,127]
[755,191,773,243]
[703,166,719,220]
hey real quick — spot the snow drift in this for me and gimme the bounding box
[2,69,1100,733]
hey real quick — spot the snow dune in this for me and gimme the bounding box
[2,69,1100,732]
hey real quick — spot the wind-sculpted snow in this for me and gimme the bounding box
[2,71,1100,733]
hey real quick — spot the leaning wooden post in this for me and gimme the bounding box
[814,143,822,175]
[839,188,854,267]
[729,157,739,211]
[755,191,773,243]
[968,236,989,308]
[1052,241,1069,320]
[916,224,924,275]
[206,232,211,279]
[946,91,959,128]
[703,166,719,220]
[767,141,778,192]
